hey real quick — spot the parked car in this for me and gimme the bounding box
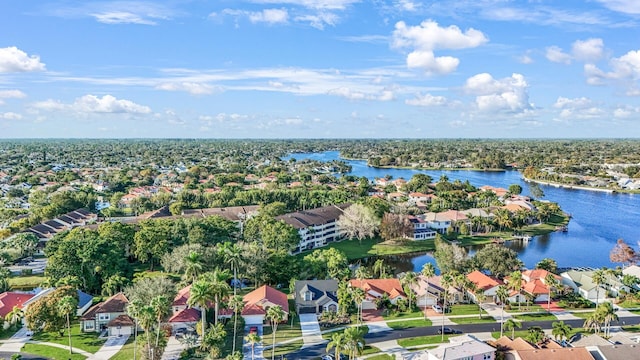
[174,327,187,338]
[249,326,258,334]
[437,327,462,335]
[432,304,443,313]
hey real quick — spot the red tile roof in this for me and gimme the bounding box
[349,279,406,300]
[107,314,134,327]
[169,307,200,323]
[242,285,289,315]
[173,285,191,306]
[0,292,35,318]
[81,292,128,320]
[467,270,503,291]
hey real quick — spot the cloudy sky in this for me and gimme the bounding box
[1,0,639,138]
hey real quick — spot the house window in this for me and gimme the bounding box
[483,354,492,360]
[85,322,94,330]
[98,313,110,321]
[304,291,312,301]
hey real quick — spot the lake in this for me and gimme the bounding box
[285,151,640,271]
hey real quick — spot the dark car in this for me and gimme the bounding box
[437,327,462,335]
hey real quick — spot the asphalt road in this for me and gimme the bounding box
[291,316,640,360]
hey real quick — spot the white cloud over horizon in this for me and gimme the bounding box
[0,47,46,73]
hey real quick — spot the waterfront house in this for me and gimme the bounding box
[561,270,628,302]
[411,275,444,308]
[276,204,350,254]
[422,210,469,234]
[466,271,505,304]
[293,280,339,314]
[406,215,437,240]
[505,269,561,303]
[349,279,406,310]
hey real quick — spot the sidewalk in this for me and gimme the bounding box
[0,327,30,353]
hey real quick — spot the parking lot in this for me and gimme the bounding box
[7,257,47,275]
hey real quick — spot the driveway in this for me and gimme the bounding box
[161,336,184,360]
[0,327,31,353]
[243,325,264,360]
[87,335,129,360]
[299,314,324,347]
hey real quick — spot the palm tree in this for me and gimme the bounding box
[266,305,286,360]
[599,301,618,337]
[201,268,232,325]
[545,273,561,312]
[184,251,204,283]
[526,326,545,346]
[4,306,24,330]
[101,274,129,297]
[150,295,170,347]
[421,263,436,320]
[326,332,347,360]
[496,285,509,338]
[440,272,453,341]
[343,326,368,360]
[503,318,521,339]
[220,242,243,295]
[138,305,157,360]
[401,271,419,311]
[127,299,144,360]
[351,287,365,324]
[228,295,245,354]
[188,279,215,337]
[584,312,603,334]
[373,259,386,278]
[244,333,261,360]
[57,295,78,355]
[471,284,486,319]
[509,270,523,311]
[592,268,607,309]
[551,321,572,341]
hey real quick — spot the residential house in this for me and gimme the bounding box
[406,215,437,241]
[168,308,200,331]
[220,285,289,325]
[595,344,640,360]
[515,348,595,360]
[22,288,94,316]
[293,280,339,314]
[422,210,469,234]
[411,275,444,308]
[81,292,133,336]
[490,336,536,360]
[404,334,496,360]
[0,292,35,319]
[480,186,509,199]
[506,269,562,303]
[349,279,406,310]
[561,270,628,302]
[276,204,351,254]
[171,285,192,314]
[466,271,506,304]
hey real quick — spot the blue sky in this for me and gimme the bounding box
[1,0,639,138]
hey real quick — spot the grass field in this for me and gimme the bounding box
[450,316,496,324]
[514,312,557,322]
[32,322,105,354]
[398,334,451,347]
[109,337,140,360]
[449,304,486,316]
[8,274,45,289]
[21,343,88,360]
[506,304,544,313]
[262,323,303,357]
[387,319,433,330]
[365,354,395,360]
[570,311,595,320]
[383,309,424,320]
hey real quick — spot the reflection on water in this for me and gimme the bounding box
[287,151,640,269]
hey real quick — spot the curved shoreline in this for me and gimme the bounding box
[522,177,627,194]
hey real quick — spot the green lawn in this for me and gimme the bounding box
[514,312,557,321]
[387,319,432,330]
[22,343,88,360]
[398,334,451,347]
[8,274,45,290]
[262,323,303,357]
[383,309,424,320]
[271,339,304,357]
[450,316,496,324]
[630,309,640,315]
[617,300,640,309]
[622,325,640,332]
[570,311,595,320]
[109,337,141,360]
[449,304,486,316]
[32,322,105,353]
[506,304,544,313]
[298,237,437,260]
[366,354,395,360]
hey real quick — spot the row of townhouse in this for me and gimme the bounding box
[24,208,97,246]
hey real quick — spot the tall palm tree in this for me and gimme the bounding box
[266,305,286,360]
[373,259,386,278]
[244,333,261,360]
[326,332,347,360]
[545,273,561,312]
[201,268,232,325]
[551,321,572,341]
[592,268,607,309]
[584,312,603,334]
[228,294,245,354]
[188,279,215,337]
[343,326,367,360]
[127,299,144,360]
[184,251,204,283]
[421,263,436,320]
[138,305,157,360]
[220,242,243,295]
[4,306,24,330]
[57,295,78,355]
[503,318,521,339]
[440,272,453,341]
[509,270,523,311]
[599,301,618,337]
[400,271,419,311]
[351,287,365,324]
[150,295,170,347]
[101,274,130,297]
[496,285,509,338]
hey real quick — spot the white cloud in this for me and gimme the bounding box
[327,86,395,101]
[585,49,640,95]
[517,53,534,64]
[50,1,176,25]
[249,9,289,24]
[0,47,46,73]
[294,12,339,29]
[545,46,572,64]
[0,112,22,120]
[464,73,533,113]
[572,38,604,62]
[595,0,640,15]
[155,82,218,95]
[405,93,448,106]
[553,96,605,120]
[392,20,488,75]
[91,11,157,25]
[32,94,151,114]
[0,90,26,105]
[613,106,640,118]
[248,0,360,10]
[396,0,419,12]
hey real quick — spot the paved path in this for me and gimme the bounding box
[368,340,409,359]
[27,340,93,357]
[86,335,129,360]
[481,303,511,322]
[0,327,30,353]
[366,320,393,333]
[299,314,325,347]
[161,336,184,360]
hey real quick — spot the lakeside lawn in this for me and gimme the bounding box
[513,312,557,322]
[450,316,496,324]
[8,274,45,290]
[388,319,433,330]
[32,322,105,354]
[304,237,436,260]
[22,343,87,360]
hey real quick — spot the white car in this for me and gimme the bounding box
[432,304,443,313]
